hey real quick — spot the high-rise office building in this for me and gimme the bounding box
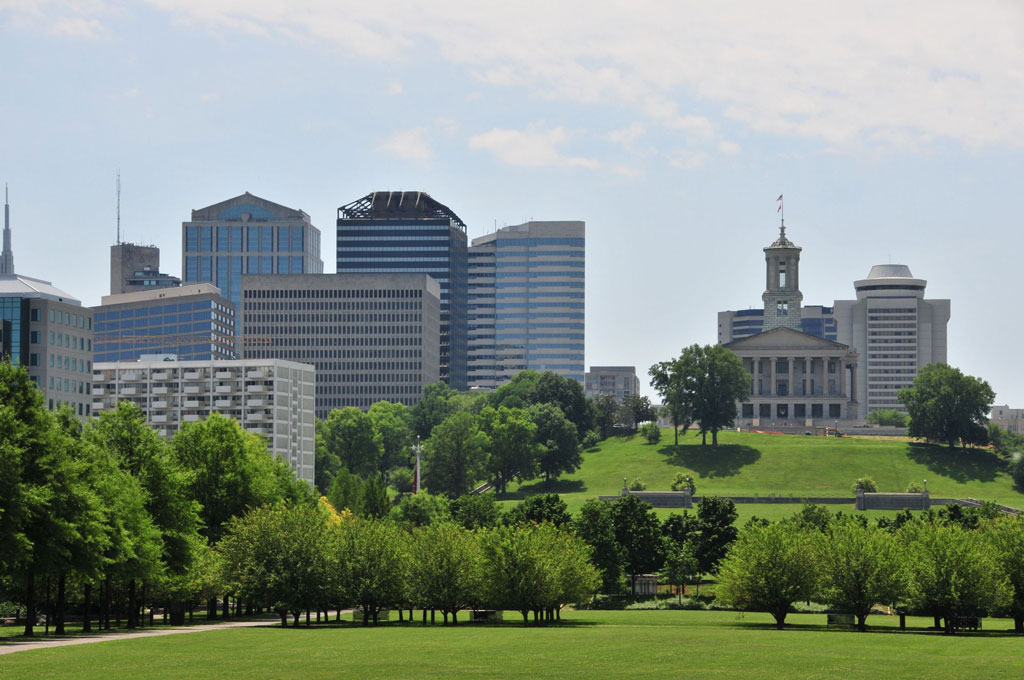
[93,358,316,485]
[239,273,441,417]
[336,192,467,390]
[110,243,180,295]
[182,192,323,307]
[718,305,838,344]
[1,185,13,276]
[467,221,585,390]
[93,283,236,363]
[834,265,950,418]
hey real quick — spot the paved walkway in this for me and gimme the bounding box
[0,617,278,656]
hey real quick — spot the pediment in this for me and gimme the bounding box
[724,327,851,351]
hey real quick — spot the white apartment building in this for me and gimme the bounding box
[991,405,1024,434]
[92,357,316,484]
[585,366,640,403]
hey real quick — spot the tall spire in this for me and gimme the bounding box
[0,183,13,276]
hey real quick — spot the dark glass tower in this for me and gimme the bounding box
[337,192,468,390]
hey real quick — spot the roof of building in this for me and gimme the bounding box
[723,326,852,352]
[865,264,914,279]
[338,191,467,230]
[0,274,81,305]
[98,283,226,307]
[189,192,310,222]
[765,223,800,250]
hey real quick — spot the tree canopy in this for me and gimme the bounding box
[899,363,994,449]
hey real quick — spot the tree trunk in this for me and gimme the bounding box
[856,613,867,631]
[452,610,458,625]
[280,611,288,627]
[222,594,230,618]
[772,607,787,629]
[292,611,300,627]
[430,609,435,624]
[306,609,310,626]
[1014,616,1023,633]
[45,575,51,635]
[712,429,718,447]
[442,611,448,625]
[933,615,942,630]
[127,579,137,629]
[398,608,403,622]
[701,431,707,447]
[23,569,36,637]
[102,577,111,630]
[521,609,529,626]
[56,573,67,635]
[208,597,217,621]
[674,420,679,446]
[82,583,92,633]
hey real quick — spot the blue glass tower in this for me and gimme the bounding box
[336,191,468,391]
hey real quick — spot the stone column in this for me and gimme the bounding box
[788,356,795,399]
[839,357,847,403]
[770,356,777,396]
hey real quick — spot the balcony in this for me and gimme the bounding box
[183,414,200,422]
[183,399,201,408]
[247,412,266,421]
[215,385,233,394]
[247,369,267,379]
[152,415,168,424]
[120,387,138,396]
[151,400,169,409]
[215,399,234,408]
[153,371,170,380]
[92,387,105,396]
[92,401,106,411]
[183,385,201,395]
[215,371,236,380]
[247,384,267,393]
[121,372,143,382]
[184,371,202,380]
[153,386,169,395]
[247,398,265,407]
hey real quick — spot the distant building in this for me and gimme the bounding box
[110,243,180,295]
[1,185,13,276]
[92,358,315,484]
[467,221,585,390]
[182,192,324,306]
[336,191,468,390]
[717,305,837,344]
[1,274,94,418]
[834,265,950,418]
[585,366,640,402]
[239,273,441,417]
[991,405,1024,434]
[92,283,236,363]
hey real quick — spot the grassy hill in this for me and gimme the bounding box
[503,429,1023,516]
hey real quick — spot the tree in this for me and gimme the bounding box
[534,371,592,437]
[317,407,381,479]
[390,492,451,527]
[410,382,460,441]
[695,496,738,574]
[326,467,364,516]
[481,406,539,495]
[866,409,908,427]
[716,522,820,629]
[623,394,656,429]
[505,493,571,528]
[529,403,581,482]
[573,500,623,593]
[901,520,1011,632]
[661,541,699,603]
[609,495,664,595]
[816,519,907,630]
[649,357,695,446]
[407,522,482,624]
[687,344,749,447]
[639,422,661,444]
[851,476,878,493]
[985,517,1024,633]
[344,519,407,624]
[450,493,503,529]
[591,394,619,438]
[899,363,995,449]
[423,411,489,497]
[368,401,412,480]
[361,476,391,519]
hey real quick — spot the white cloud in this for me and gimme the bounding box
[666,149,709,170]
[718,140,741,156]
[605,123,646,146]
[377,127,433,162]
[468,126,600,169]
[130,0,1024,152]
[48,15,104,38]
[386,81,403,96]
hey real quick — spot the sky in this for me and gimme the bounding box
[2,1,1023,404]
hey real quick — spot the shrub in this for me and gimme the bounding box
[670,472,696,494]
[640,422,662,444]
[582,429,603,450]
[866,409,907,427]
[391,467,414,494]
[1011,456,1024,491]
[851,476,877,494]
[629,477,647,491]
[906,481,924,493]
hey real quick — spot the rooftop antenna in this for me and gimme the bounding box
[116,170,121,245]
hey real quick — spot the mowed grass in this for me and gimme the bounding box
[502,430,1022,515]
[3,610,1022,680]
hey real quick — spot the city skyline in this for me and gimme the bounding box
[2,2,1022,406]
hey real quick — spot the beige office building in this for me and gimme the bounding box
[585,366,640,403]
[92,357,316,484]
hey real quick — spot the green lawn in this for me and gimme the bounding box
[3,610,1022,679]
[502,430,1023,516]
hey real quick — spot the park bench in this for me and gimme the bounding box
[469,610,502,623]
[826,613,855,629]
[951,615,981,632]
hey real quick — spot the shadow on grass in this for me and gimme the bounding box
[501,478,587,501]
[905,442,1002,484]
[657,444,761,478]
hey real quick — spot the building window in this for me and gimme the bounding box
[829,403,841,418]
[777,403,788,419]
[794,403,806,418]
[777,301,789,316]
[779,261,787,288]
[30,330,40,343]
[776,381,788,397]
[31,308,41,321]
[742,403,754,418]
[759,403,771,418]
[812,403,823,418]
[29,353,39,366]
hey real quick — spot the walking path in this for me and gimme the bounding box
[0,617,278,656]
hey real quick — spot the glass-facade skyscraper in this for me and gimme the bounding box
[336,191,468,390]
[182,192,323,306]
[467,221,585,389]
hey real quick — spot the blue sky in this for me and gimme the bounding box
[2,1,1023,404]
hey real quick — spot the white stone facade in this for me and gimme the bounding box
[92,358,316,485]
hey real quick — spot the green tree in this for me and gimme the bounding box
[649,356,695,446]
[529,403,581,482]
[986,517,1024,633]
[591,395,619,438]
[816,519,907,630]
[866,409,908,427]
[361,476,391,519]
[899,363,995,449]
[505,493,571,528]
[688,344,749,447]
[423,411,489,497]
[573,500,623,593]
[391,491,451,527]
[368,401,412,480]
[410,382,460,440]
[327,467,365,516]
[622,394,656,429]
[610,495,664,595]
[534,371,592,437]
[317,407,381,479]
[901,520,1011,632]
[851,476,878,493]
[661,541,699,603]
[639,422,661,444]
[481,406,539,495]
[715,522,820,629]
[407,522,482,624]
[695,496,738,574]
[450,493,503,529]
[345,519,407,624]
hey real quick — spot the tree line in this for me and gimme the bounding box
[716,503,1024,632]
